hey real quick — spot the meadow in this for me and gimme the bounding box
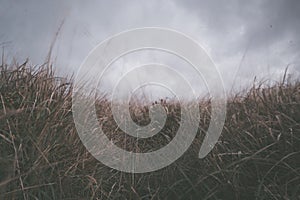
[0,61,299,199]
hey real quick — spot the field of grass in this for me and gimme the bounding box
[0,61,299,199]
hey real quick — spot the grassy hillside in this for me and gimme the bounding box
[0,62,299,199]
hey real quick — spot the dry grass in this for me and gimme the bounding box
[0,61,299,199]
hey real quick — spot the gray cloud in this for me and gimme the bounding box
[0,0,299,97]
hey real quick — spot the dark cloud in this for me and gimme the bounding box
[0,0,299,95]
[175,0,300,89]
[180,1,300,54]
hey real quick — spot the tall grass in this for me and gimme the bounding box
[0,61,299,199]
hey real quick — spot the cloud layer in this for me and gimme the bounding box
[1,0,299,98]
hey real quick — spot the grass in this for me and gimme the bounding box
[0,61,299,199]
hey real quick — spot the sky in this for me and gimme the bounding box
[1,0,300,99]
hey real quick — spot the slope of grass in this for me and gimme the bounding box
[0,62,299,199]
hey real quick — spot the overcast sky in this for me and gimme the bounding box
[1,0,299,98]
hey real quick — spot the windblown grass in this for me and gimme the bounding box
[0,62,299,199]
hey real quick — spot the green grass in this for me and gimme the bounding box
[0,61,299,199]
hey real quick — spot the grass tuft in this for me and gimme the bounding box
[0,62,299,199]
